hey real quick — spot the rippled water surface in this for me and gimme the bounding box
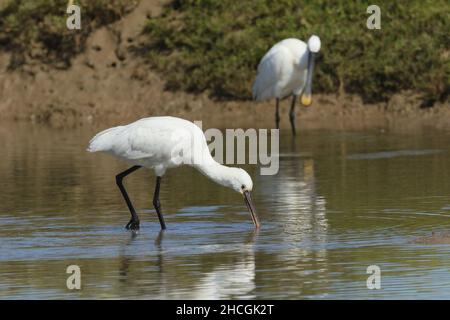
[1,123,450,299]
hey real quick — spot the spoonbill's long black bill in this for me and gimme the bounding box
[301,52,316,106]
[243,191,260,228]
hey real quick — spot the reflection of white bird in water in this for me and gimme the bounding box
[87,116,259,231]
[258,158,327,245]
[192,246,256,299]
[253,36,321,135]
[164,240,256,299]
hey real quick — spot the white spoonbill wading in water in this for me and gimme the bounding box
[87,116,259,231]
[252,35,321,135]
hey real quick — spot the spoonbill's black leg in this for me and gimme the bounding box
[275,98,280,129]
[116,165,141,231]
[153,176,167,230]
[289,95,297,136]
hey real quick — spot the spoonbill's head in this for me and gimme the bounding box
[307,35,321,53]
[229,168,259,228]
[229,168,253,194]
[302,35,321,107]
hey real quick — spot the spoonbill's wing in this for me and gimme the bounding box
[116,119,196,161]
[252,46,294,101]
[88,117,206,166]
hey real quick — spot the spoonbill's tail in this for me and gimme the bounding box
[87,126,123,153]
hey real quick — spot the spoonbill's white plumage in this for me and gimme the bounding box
[87,116,259,231]
[253,35,321,135]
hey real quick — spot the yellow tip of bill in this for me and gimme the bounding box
[301,95,312,106]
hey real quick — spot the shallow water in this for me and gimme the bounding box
[1,123,450,299]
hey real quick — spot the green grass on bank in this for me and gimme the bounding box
[145,0,449,104]
[0,0,448,105]
[0,0,135,68]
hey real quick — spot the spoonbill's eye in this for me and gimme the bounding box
[241,185,245,190]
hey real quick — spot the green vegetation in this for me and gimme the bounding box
[0,1,448,104]
[0,0,136,68]
[145,0,449,103]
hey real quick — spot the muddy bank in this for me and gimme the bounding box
[411,232,450,245]
[0,0,449,131]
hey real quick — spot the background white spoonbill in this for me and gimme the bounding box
[87,116,259,231]
[252,35,321,135]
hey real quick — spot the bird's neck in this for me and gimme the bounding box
[194,158,235,189]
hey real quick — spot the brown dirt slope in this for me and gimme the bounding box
[0,0,449,131]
